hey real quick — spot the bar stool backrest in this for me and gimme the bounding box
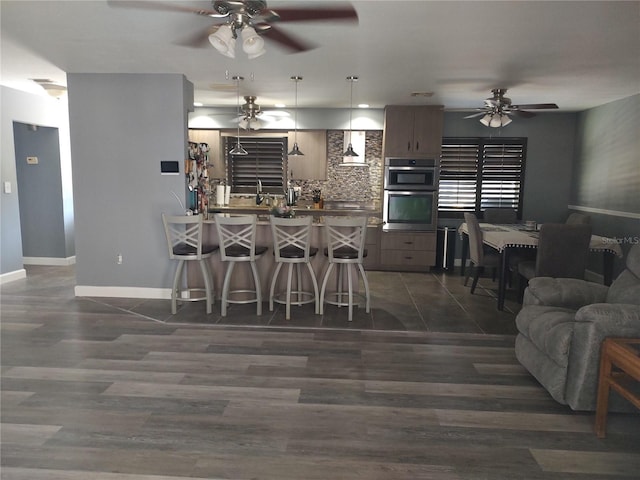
[214,214,258,261]
[162,213,208,260]
[270,216,314,263]
[324,216,368,263]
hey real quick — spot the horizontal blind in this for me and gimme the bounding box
[438,141,480,212]
[481,141,526,210]
[226,137,286,193]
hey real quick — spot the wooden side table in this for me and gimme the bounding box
[595,338,640,438]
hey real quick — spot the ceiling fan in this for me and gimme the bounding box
[462,88,559,127]
[108,0,358,58]
[234,95,289,130]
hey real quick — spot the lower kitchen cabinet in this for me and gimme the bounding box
[364,225,381,270]
[378,231,437,271]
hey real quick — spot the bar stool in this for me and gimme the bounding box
[214,214,268,316]
[269,216,319,320]
[162,213,218,314]
[319,216,370,322]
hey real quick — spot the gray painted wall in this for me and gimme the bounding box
[572,94,640,274]
[67,73,192,292]
[1,86,73,277]
[13,122,71,259]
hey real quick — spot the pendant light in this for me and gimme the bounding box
[343,76,359,157]
[288,76,304,156]
[229,75,248,156]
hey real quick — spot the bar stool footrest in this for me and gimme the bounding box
[323,291,366,308]
[225,289,261,305]
[272,290,316,307]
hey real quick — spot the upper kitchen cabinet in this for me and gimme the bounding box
[288,130,327,180]
[383,106,443,158]
[188,129,225,179]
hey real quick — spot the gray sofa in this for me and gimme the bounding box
[515,243,640,411]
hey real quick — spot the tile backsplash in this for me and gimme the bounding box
[293,130,383,210]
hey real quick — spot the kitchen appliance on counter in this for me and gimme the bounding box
[383,157,438,231]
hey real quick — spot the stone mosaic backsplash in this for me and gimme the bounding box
[292,130,383,210]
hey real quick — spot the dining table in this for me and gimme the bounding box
[458,222,624,310]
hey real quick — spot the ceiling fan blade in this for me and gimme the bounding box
[176,25,219,48]
[511,110,537,118]
[268,5,358,23]
[464,112,488,119]
[512,103,559,110]
[260,24,316,53]
[106,0,223,17]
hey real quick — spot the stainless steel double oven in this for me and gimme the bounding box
[382,158,438,231]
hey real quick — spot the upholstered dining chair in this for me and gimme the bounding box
[517,223,592,300]
[566,212,591,225]
[463,212,501,294]
[483,207,518,224]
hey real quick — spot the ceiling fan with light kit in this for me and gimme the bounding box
[458,88,559,127]
[234,95,289,129]
[108,0,358,59]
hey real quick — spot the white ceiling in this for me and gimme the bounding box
[2,1,639,112]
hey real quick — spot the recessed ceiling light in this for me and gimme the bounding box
[358,103,369,108]
[275,103,286,108]
[410,91,434,97]
[193,102,203,107]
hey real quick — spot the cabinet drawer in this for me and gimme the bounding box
[379,250,435,267]
[381,232,436,251]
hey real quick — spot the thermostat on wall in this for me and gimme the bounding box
[160,161,180,175]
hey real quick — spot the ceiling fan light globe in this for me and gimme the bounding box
[238,118,248,129]
[479,114,492,127]
[242,26,265,57]
[209,25,235,57]
[501,114,513,126]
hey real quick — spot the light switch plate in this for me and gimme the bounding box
[3,181,11,194]
[26,156,39,164]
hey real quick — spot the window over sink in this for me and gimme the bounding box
[438,137,527,218]
[224,136,287,194]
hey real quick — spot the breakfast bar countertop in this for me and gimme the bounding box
[207,205,382,225]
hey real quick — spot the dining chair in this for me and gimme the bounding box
[162,213,218,315]
[566,212,591,225]
[483,208,518,224]
[269,215,320,320]
[463,212,501,294]
[517,223,592,301]
[319,216,370,322]
[214,214,268,316]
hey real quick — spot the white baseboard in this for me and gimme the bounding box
[0,269,27,285]
[23,256,76,266]
[75,285,171,299]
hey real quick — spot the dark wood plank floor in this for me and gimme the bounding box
[2,265,639,479]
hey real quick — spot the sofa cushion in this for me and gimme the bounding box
[606,269,640,304]
[516,306,577,367]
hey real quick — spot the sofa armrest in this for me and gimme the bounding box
[565,303,640,410]
[523,277,609,310]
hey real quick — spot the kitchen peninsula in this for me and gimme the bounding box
[186,206,381,299]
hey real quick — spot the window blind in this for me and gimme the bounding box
[225,136,286,193]
[438,137,527,217]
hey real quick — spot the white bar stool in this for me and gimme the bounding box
[269,216,320,320]
[319,216,371,322]
[162,213,218,314]
[214,214,267,316]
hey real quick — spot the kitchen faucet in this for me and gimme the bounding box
[256,179,264,205]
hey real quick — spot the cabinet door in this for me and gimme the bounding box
[288,130,327,180]
[188,129,224,179]
[412,106,444,157]
[383,106,415,156]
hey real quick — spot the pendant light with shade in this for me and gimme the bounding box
[229,75,248,156]
[288,76,304,156]
[343,76,359,157]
